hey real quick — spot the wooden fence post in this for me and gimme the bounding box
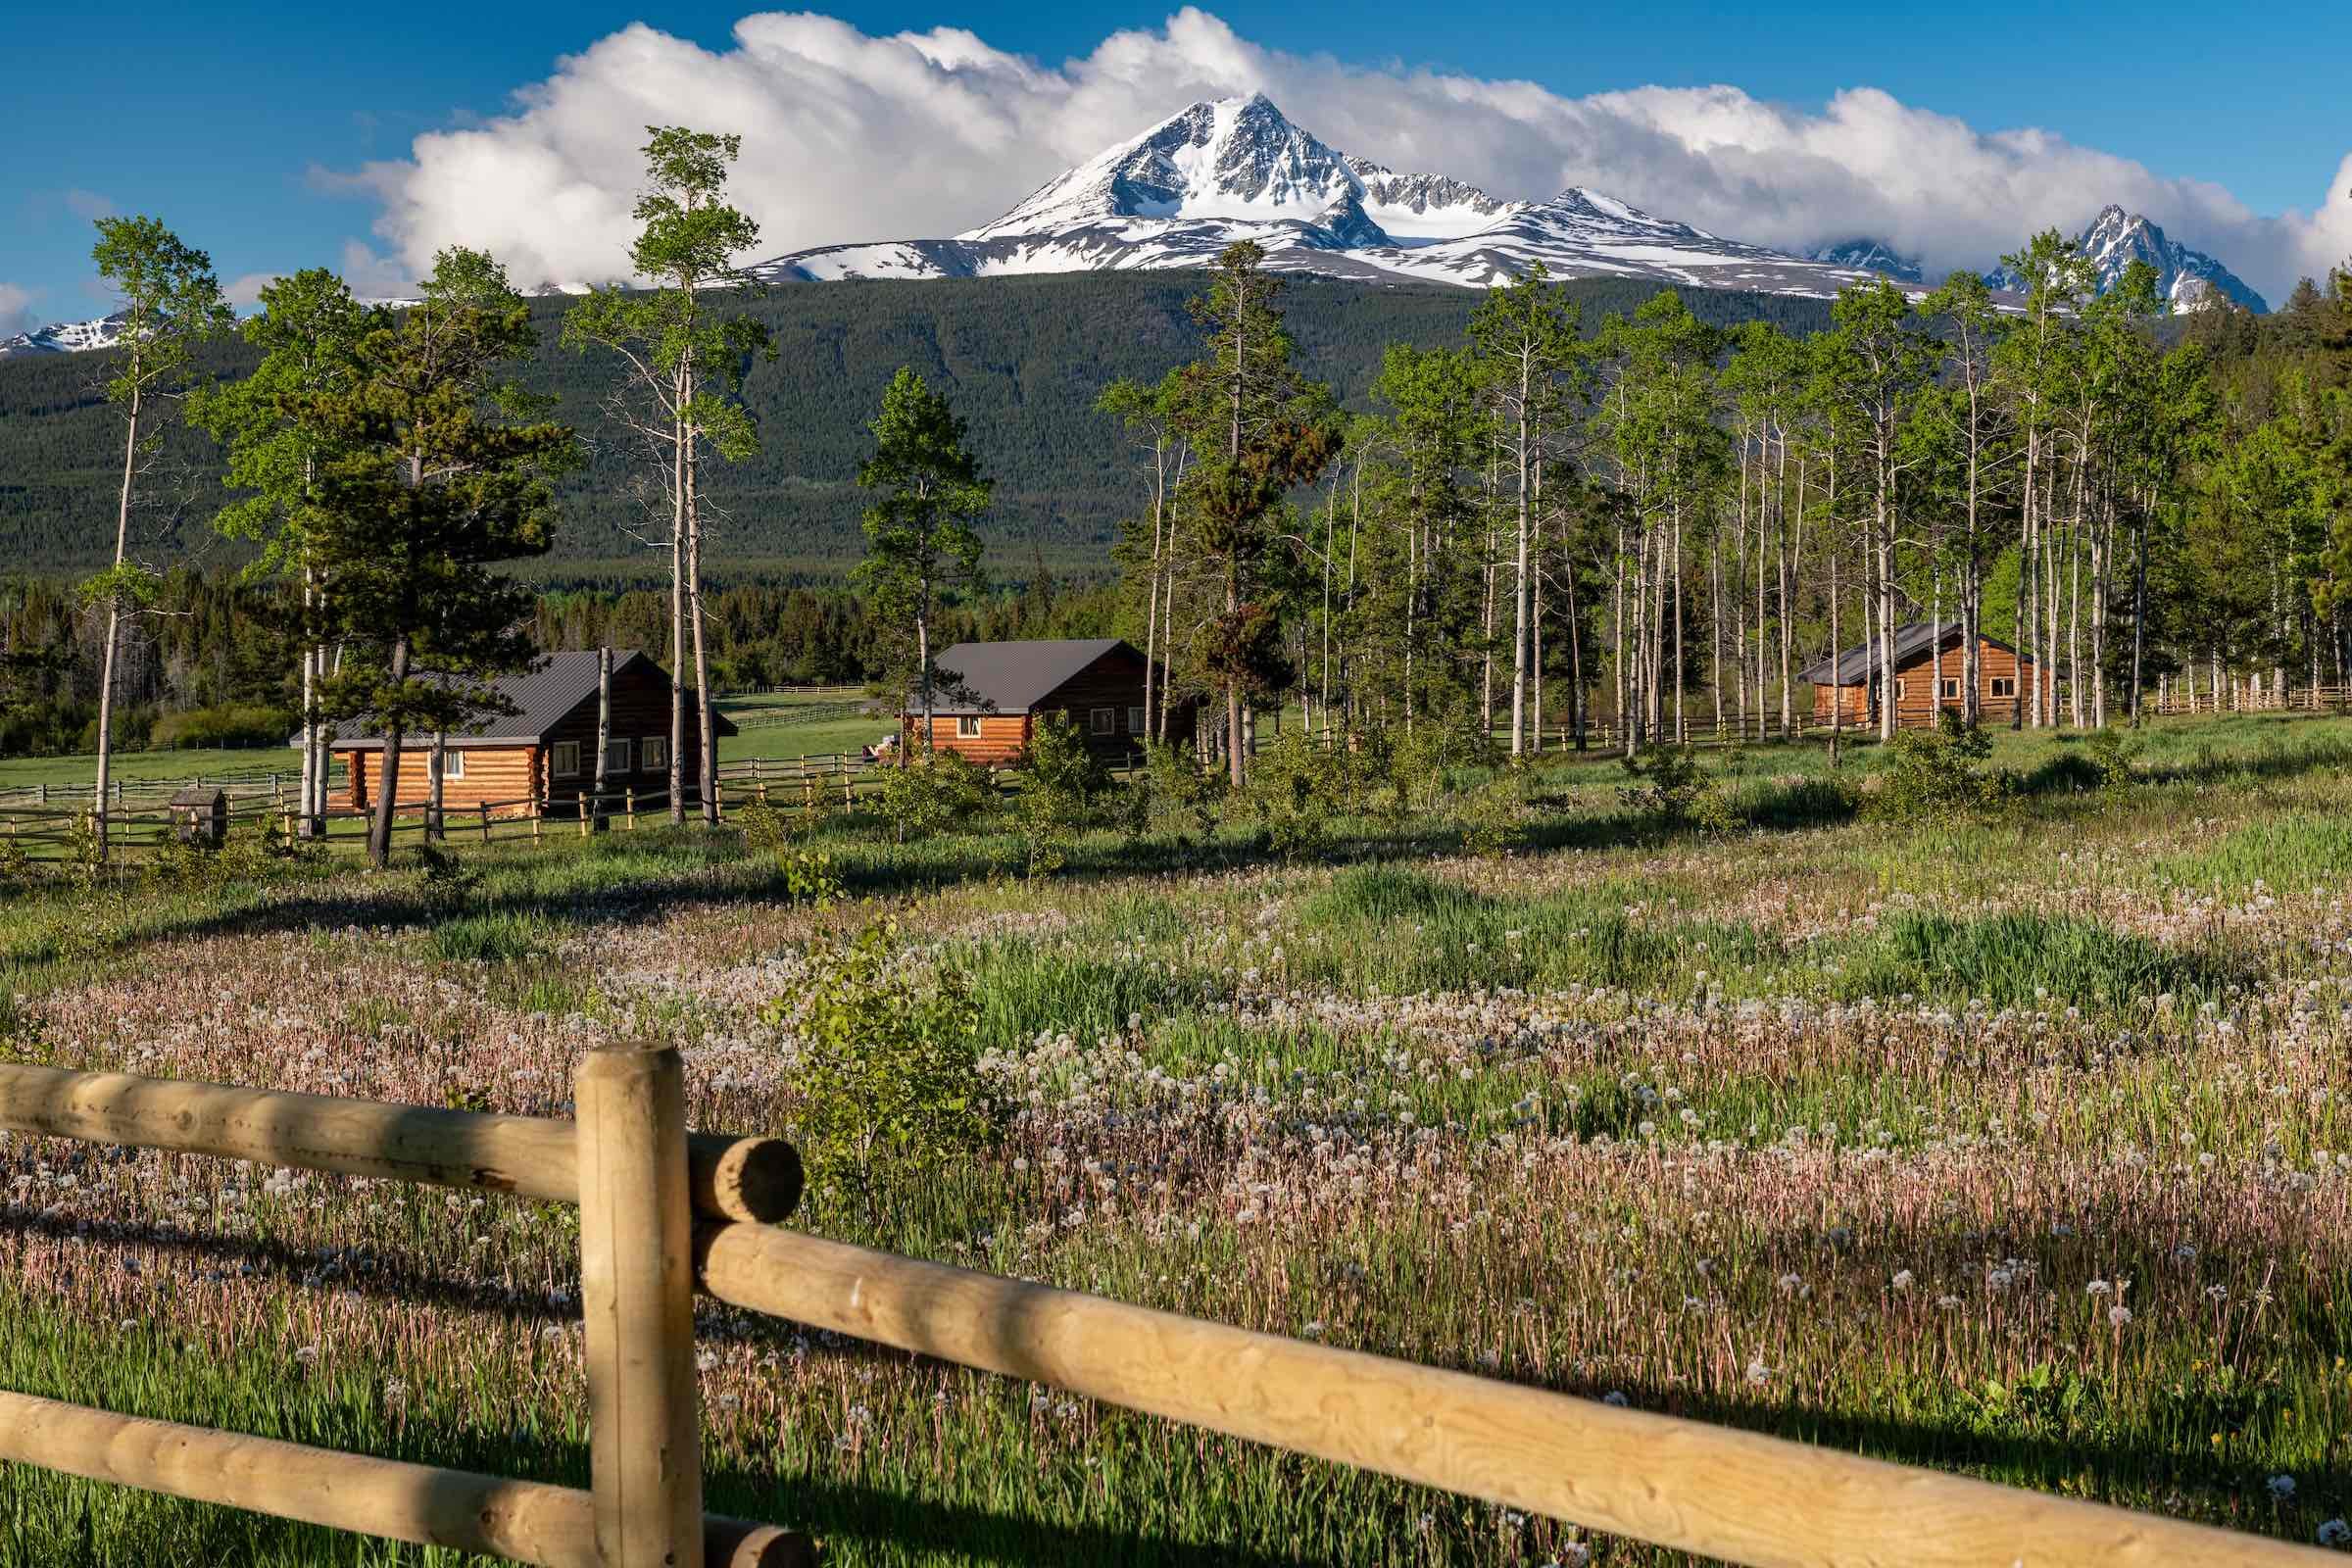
[575,1045,703,1568]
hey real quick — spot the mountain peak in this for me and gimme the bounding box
[1994,206,2269,313]
[760,102,1928,299]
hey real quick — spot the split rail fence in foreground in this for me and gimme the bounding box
[0,1053,2331,1568]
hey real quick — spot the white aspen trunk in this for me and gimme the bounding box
[93,375,142,861]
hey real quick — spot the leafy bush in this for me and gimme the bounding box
[1452,777,1525,857]
[874,746,993,841]
[760,918,996,1222]
[408,840,480,908]
[147,704,297,752]
[145,816,301,894]
[1386,719,1479,815]
[1616,743,1724,831]
[1011,713,1110,877]
[1871,712,2005,822]
[1140,739,1223,838]
[0,832,32,889]
[735,796,791,853]
[2083,726,2140,792]
[1246,729,1348,859]
[780,847,845,907]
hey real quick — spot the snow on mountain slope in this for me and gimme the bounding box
[0,313,130,358]
[1984,206,2267,313]
[1802,239,1925,283]
[756,96,1885,298]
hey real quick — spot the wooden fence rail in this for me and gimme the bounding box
[0,1056,2330,1567]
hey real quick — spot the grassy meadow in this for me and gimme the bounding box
[1,710,2349,1564]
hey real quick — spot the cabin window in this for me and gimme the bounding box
[1127,706,1146,734]
[1891,679,1905,701]
[1939,678,1961,701]
[604,740,632,776]
[432,750,466,781]
[642,736,667,771]
[956,715,983,738]
[551,741,581,777]
[1989,676,2017,698]
[1090,708,1117,735]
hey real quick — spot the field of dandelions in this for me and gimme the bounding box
[4,710,2351,1565]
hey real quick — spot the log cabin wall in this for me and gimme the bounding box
[1036,647,1192,760]
[907,712,1031,763]
[344,746,541,815]
[1811,637,2035,729]
[906,645,1199,764]
[537,664,709,808]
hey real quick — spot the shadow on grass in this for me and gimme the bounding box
[4,1192,2334,1561]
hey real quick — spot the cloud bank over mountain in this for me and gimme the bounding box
[342,7,2352,304]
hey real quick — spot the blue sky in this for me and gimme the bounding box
[6,0,2350,326]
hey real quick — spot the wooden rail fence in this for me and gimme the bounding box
[0,1054,2329,1567]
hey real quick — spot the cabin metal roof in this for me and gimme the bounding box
[1798,623,2027,687]
[906,639,1133,714]
[315,650,737,748]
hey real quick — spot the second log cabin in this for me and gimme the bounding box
[1801,622,2038,728]
[902,639,1196,763]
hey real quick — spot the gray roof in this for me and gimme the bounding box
[1798,623,2025,687]
[906,639,1132,714]
[317,649,736,748]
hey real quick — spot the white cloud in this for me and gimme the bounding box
[0,282,35,333]
[347,7,2352,305]
[63,188,117,220]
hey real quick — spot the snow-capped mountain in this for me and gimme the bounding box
[0,312,131,358]
[1802,240,1924,283]
[757,94,1887,300]
[1985,206,2267,313]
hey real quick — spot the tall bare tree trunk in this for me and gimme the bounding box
[92,379,142,861]
[593,645,612,830]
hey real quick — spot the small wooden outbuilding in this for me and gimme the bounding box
[1801,623,2036,728]
[169,785,228,847]
[902,639,1195,763]
[315,650,736,817]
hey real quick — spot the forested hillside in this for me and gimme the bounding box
[0,272,1832,580]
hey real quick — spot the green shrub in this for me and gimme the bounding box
[1452,777,1524,857]
[1616,743,1723,830]
[761,918,996,1222]
[147,704,297,752]
[144,817,297,895]
[1871,712,2004,822]
[2083,726,2140,792]
[1246,728,1348,859]
[1140,739,1222,838]
[1011,712,1107,877]
[780,847,845,907]
[735,796,791,853]
[875,746,993,841]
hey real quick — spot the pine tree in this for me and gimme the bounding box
[192,270,378,836]
[307,249,573,867]
[1173,241,1338,786]
[856,368,991,759]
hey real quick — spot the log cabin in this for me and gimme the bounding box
[1801,623,2038,729]
[318,650,735,817]
[902,639,1196,763]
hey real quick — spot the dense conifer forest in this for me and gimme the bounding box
[0,271,1833,578]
